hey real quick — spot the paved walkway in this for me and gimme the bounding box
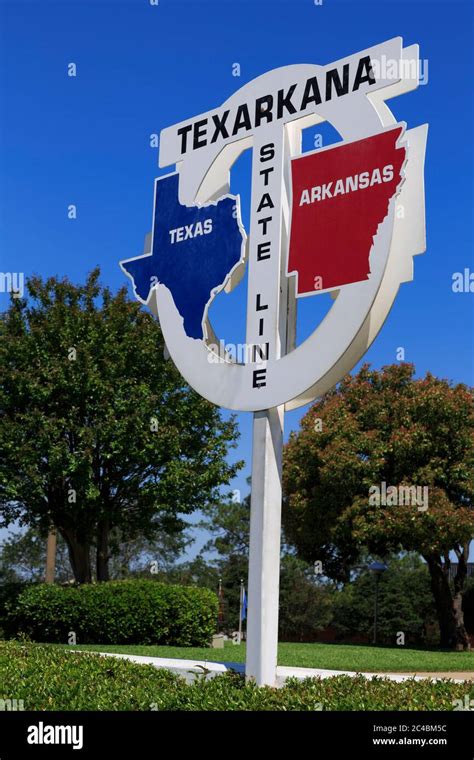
[76,651,472,685]
[402,671,473,682]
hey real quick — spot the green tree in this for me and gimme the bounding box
[278,554,334,641]
[0,271,242,583]
[0,523,188,583]
[199,484,250,560]
[106,525,191,579]
[332,555,437,645]
[196,490,250,632]
[197,489,334,639]
[0,528,72,583]
[283,364,473,650]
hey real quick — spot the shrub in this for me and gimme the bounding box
[0,581,33,637]
[0,640,471,711]
[7,580,218,646]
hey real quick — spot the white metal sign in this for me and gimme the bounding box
[121,37,428,686]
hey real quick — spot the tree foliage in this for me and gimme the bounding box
[283,364,474,649]
[332,555,437,645]
[0,271,242,582]
[0,524,188,584]
[194,489,334,639]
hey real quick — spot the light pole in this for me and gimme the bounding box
[369,561,388,645]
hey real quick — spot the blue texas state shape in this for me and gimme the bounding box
[121,173,245,340]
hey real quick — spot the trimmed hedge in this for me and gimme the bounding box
[0,640,472,711]
[8,580,218,646]
[0,582,33,638]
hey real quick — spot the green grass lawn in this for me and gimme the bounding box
[62,641,474,673]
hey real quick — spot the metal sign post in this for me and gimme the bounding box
[246,408,284,684]
[121,37,428,689]
[244,122,296,685]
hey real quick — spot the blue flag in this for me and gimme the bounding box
[241,587,247,621]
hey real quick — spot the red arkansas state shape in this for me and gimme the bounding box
[288,126,406,296]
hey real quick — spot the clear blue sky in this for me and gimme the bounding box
[0,0,473,554]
